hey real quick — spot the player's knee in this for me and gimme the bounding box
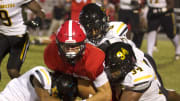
[7,69,20,79]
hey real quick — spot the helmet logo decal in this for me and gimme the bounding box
[51,86,58,97]
[116,48,129,60]
[116,51,125,60]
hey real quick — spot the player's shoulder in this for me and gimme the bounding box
[44,41,58,56]
[107,21,128,37]
[84,43,105,78]
[85,43,105,66]
[122,63,154,90]
[85,43,105,57]
[30,66,52,90]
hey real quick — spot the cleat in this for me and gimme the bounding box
[175,55,180,60]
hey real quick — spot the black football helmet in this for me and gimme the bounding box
[51,72,77,101]
[79,3,109,45]
[105,42,136,86]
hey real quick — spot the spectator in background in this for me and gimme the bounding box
[0,0,45,80]
[47,0,67,36]
[146,0,180,60]
[117,0,145,48]
[70,0,96,21]
[103,0,116,21]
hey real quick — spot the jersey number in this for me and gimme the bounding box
[0,10,12,26]
[132,67,143,75]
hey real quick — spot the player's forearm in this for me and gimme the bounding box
[27,0,45,19]
[166,0,174,9]
[35,87,61,101]
[86,82,112,101]
[120,90,142,101]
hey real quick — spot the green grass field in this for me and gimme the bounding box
[0,38,180,93]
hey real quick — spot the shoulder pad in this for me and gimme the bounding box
[107,21,128,37]
[122,63,154,90]
[31,66,52,91]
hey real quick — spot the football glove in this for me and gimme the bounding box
[25,17,42,29]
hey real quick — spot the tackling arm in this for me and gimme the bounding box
[78,71,112,101]
[78,79,112,101]
[87,82,112,101]
[120,89,142,101]
[32,76,61,101]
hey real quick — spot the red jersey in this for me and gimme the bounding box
[71,0,91,21]
[44,41,105,81]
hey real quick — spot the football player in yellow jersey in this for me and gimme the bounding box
[105,42,180,101]
[105,42,167,101]
[0,66,78,101]
[146,0,180,60]
[79,3,180,101]
[0,0,45,80]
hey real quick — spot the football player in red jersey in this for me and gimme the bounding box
[44,20,112,101]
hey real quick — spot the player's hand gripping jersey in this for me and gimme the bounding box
[0,66,52,101]
[122,61,166,101]
[0,0,32,36]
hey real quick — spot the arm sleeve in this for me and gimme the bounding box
[93,71,109,87]
[20,0,33,6]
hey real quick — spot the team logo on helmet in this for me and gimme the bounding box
[116,48,129,60]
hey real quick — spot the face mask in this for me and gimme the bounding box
[65,52,77,59]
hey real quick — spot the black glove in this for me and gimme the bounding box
[25,17,42,29]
